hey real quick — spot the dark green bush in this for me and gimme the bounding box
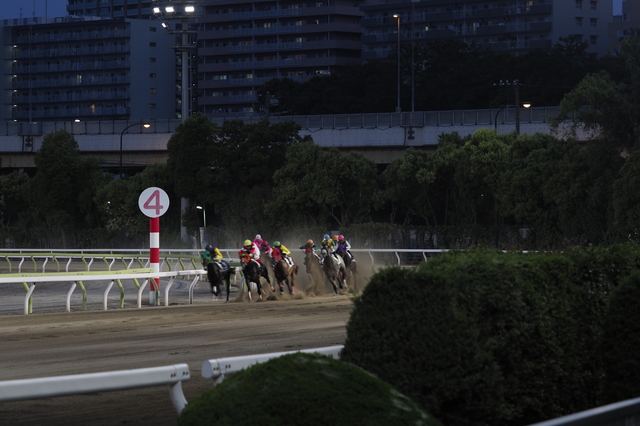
[600,269,640,404]
[178,352,442,426]
[341,247,640,425]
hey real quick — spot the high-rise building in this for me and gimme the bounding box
[197,0,373,117]
[1,16,176,121]
[67,0,154,19]
[360,0,613,61]
[608,0,640,53]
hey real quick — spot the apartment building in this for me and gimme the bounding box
[0,16,176,121]
[608,0,640,53]
[360,0,613,61]
[67,0,154,19]
[197,0,373,117]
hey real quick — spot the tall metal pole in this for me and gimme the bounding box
[515,84,521,135]
[411,1,417,112]
[181,27,189,121]
[393,15,401,113]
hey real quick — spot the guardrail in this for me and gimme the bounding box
[0,251,205,274]
[202,345,344,386]
[0,268,210,314]
[0,364,191,414]
[528,396,640,425]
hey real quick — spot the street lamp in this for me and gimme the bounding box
[196,205,207,247]
[393,14,401,113]
[494,103,531,134]
[494,79,525,134]
[119,122,151,178]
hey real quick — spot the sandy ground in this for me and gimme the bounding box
[0,256,373,425]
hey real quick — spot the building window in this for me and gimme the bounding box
[150,42,156,47]
[575,17,582,26]
[150,103,156,108]
[150,26,157,32]
[590,1,597,10]
[150,88,157,93]
[150,57,156,62]
[575,0,582,8]
[590,35,597,44]
[590,18,597,27]
[150,73,157,78]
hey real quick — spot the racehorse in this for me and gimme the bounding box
[336,251,357,292]
[321,249,347,294]
[303,251,322,284]
[240,254,272,301]
[273,250,298,295]
[206,260,235,302]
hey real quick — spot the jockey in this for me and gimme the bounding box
[331,235,340,254]
[238,239,261,263]
[320,234,334,252]
[259,239,273,257]
[253,234,262,246]
[208,244,230,268]
[300,239,320,266]
[273,241,291,258]
[336,235,355,264]
[299,239,317,253]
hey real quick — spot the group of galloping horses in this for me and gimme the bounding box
[205,245,357,302]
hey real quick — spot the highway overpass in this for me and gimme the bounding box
[0,107,586,172]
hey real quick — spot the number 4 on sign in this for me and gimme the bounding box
[138,187,170,218]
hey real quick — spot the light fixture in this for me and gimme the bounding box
[153,7,161,14]
[165,6,175,13]
[185,5,195,12]
[162,22,169,28]
[522,103,531,108]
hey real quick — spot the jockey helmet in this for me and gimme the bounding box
[255,234,261,241]
[323,234,330,240]
[261,240,269,247]
[244,239,251,246]
[205,244,213,251]
[339,234,344,241]
[273,241,281,247]
[307,239,313,244]
[332,235,338,241]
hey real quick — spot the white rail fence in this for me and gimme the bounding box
[0,269,211,315]
[0,364,191,414]
[0,346,343,416]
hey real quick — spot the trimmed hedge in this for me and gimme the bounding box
[178,352,442,426]
[341,245,640,425]
[600,269,640,404]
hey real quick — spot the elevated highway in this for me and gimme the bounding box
[0,107,585,171]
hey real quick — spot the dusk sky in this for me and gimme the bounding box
[0,0,626,23]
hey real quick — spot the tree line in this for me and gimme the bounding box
[1,36,639,249]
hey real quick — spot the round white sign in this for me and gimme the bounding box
[138,187,170,218]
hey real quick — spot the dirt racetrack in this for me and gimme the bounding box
[0,256,374,425]
[0,295,354,425]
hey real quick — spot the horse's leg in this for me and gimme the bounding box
[224,270,232,302]
[262,264,275,292]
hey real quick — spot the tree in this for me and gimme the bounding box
[454,129,509,228]
[93,164,180,247]
[267,142,377,229]
[30,130,101,247]
[553,36,640,149]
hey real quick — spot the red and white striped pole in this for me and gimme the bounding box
[138,187,169,307]
[149,216,160,305]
